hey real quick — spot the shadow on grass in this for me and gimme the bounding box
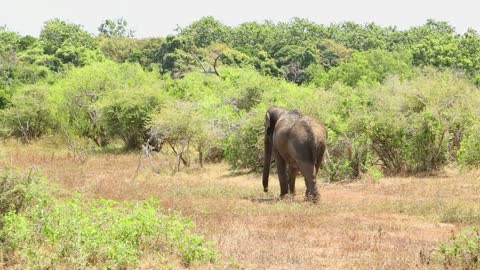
[249,197,279,204]
[220,169,255,179]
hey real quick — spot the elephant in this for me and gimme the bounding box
[262,107,328,202]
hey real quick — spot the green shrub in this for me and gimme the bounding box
[0,168,52,224]
[0,85,56,142]
[53,60,162,147]
[161,214,217,265]
[1,212,32,253]
[150,101,222,169]
[0,169,32,218]
[100,87,168,149]
[0,172,217,268]
[367,69,479,173]
[458,124,480,167]
[224,109,265,171]
[437,227,480,269]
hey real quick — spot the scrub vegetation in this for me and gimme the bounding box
[2,17,480,268]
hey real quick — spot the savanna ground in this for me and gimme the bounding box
[2,139,480,269]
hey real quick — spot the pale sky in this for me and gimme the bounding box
[1,0,478,38]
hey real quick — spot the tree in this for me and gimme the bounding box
[230,21,279,54]
[155,35,196,78]
[317,39,353,70]
[328,49,413,87]
[0,26,20,53]
[459,29,480,83]
[411,33,460,68]
[191,43,252,77]
[97,37,142,63]
[150,101,220,171]
[0,27,51,104]
[40,19,94,55]
[98,18,135,38]
[274,44,319,83]
[0,27,19,91]
[252,50,281,77]
[178,16,229,48]
[326,22,396,51]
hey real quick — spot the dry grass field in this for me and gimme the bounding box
[2,139,480,269]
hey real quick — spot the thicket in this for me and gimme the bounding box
[0,168,217,268]
[2,17,480,178]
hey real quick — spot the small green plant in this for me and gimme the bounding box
[0,168,51,219]
[437,227,480,269]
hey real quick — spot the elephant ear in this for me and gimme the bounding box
[265,112,271,129]
[265,112,275,136]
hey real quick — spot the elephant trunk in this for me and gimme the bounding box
[262,135,273,192]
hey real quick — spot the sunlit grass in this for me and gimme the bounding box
[2,140,480,268]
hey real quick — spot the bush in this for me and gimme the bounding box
[0,170,217,268]
[99,87,168,149]
[224,109,265,171]
[150,101,222,169]
[0,168,52,223]
[458,124,480,167]
[367,69,479,173]
[0,85,56,142]
[320,83,374,180]
[53,60,162,147]
[437,227,480,269]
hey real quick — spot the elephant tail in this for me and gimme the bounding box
[313,142,327,173]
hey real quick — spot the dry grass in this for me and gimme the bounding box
[2,139,480,269]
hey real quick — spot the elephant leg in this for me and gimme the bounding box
[274,151,289,198]
[287,166,298,195]
[298,162,320,203]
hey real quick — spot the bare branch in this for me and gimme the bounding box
[190,52,221,77]
[212,53,221,77]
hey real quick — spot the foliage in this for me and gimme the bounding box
[328,49,413,87]
[436,227,480,269]
[178,16,229,48]
[97,37,165,71]
[99,87,168,149]
[274,44,319,83]
[458,123,480,167]
[0,168,51,220]
[155,35,196,77]
[98,18,135,38]
[0,169,217,268]
[53,61,161,147]
[150,101,222,169]
[366,69,479,173]
[0,85,56,142]
[3,17,480,178]
[317,39,353,70]
[224,109,265,171]
[39,18,94,55]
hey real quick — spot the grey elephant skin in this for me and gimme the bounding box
[262,107,328,202]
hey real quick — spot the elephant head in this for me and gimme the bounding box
[262,107,288,192]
